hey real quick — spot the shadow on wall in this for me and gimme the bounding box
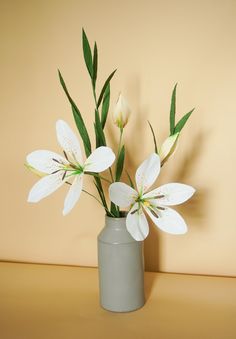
[106,77,209,281]
[144,130,209,273]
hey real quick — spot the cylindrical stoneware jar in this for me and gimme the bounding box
[97,215,145,312]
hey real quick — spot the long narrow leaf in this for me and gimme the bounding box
[174,108,194,134]
[58,70,91,156]
[82,28,93,78]
[94,122,100,148]
[92,42,98,87]
[101,83,110,129]
[148,121,158,154]
[115,145,125,181]
[97,69,117,108]
[170,83,177,135]
[95,109,106,146]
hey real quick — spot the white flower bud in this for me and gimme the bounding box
[113,93,130,128]
[159,132,179,165]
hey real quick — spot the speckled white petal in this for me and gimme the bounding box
[135,153,160,194]
[56,119,83,164]
[126,204,149,241]
[27,172,65,203]
[85,146,115,172]
[109,182,138,208]
[144,206,187,234]
[63,175,83,215]
[143,183,195,206]
[27,150,66,174]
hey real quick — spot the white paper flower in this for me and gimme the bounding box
[109,153,195,241]
[27,119,115,215]
[113,93,131,128]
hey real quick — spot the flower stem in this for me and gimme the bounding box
[82,189,103,206]
[85,172,112,184]
[109,167,114,182]
[117,127,123,155]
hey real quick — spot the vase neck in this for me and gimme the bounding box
[105,216,127,229]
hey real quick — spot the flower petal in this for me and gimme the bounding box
[143,183,195,206]
[27,172,65,202]
[63,175,83,216]
[159,133,179,164]
[56,119,83,164]
[109,182,138,208]
[85,146,115,172]
[144,206,187,234]
[27,150,66,174]
[126,204,149,241]
[135,153,160,193]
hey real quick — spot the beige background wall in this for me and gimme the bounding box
[1,0,235,276]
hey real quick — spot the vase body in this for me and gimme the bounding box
[97,215,145,312]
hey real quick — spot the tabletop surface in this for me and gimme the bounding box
[0,262,236,339]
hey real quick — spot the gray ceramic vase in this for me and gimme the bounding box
[97,215,145,312]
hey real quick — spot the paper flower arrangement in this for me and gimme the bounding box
[26,29,195,241]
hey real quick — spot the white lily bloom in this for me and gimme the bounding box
[109,153,195,241]
[27,119,115,215]
[113,93,131,128]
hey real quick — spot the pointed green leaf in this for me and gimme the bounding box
[115,145,125,181]
[170,83,177,135]
[148,121,158,154]
[95,109,106,147]
[92,42,98,87]
[97,69,117,108]
[82,28,93,78]
[174,108,194,134]
[58,70,91,156]
[101,83,110,129]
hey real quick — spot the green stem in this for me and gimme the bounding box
[91,80,111,214]
[109,167,114,182]
[82,189,103,206]
[85,172,112,184]
[117,127,123,156]
[92,83,98,109]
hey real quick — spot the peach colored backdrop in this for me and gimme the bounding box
[1,0,235,276]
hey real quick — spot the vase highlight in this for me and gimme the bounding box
[98,215,145,312]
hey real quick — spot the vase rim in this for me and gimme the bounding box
[105,211,127,220]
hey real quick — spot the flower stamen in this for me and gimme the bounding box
[62,171,67,181]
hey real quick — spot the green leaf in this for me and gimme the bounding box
[115,145,125,181]
[110,202,119,217]
[82,28,93,78]
[97,69,117,108]
[94,122,100,148]
[148,121,158,154]
[101,83,110,129]
[95,109,106,147]
[92,42,98,88]
[174,108,194,134]
[170,83,177,135]
[125,170,135,188]
[58,70,91,157]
